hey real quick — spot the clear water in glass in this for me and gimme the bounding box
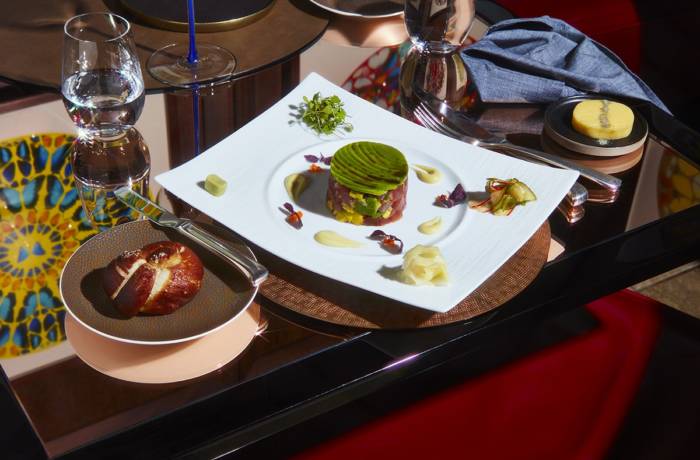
[61,13,149,229]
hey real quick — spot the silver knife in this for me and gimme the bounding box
[115,187,268,287]
[416,88,622,194]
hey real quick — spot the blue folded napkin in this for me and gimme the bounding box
[461,16,670,113]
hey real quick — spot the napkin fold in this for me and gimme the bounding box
[461,16,670,113]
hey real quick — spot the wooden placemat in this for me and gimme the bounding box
[259,222,550,329]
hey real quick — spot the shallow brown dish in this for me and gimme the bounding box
[544,95,648,157]
[59,220,257,345]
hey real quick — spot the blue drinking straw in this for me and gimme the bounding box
[187,0,198,64]
[187,0,200,155]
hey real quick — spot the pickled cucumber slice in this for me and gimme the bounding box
[506,181,536,204]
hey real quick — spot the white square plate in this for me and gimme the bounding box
[157,73,578,313]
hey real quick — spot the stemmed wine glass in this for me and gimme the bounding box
[62,12,145,138]
[62,13,150,229]
[147,0,237,87]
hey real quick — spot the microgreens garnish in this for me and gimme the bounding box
[282,202,304,229]
[369,230,404,254]
[290,93,353,136]
[304,153,333,165]
[435,183,467,208]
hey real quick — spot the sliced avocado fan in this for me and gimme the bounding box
[330,141,408,196]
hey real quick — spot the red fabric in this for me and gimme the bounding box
[494,0,642,72]
[295,290,660,460]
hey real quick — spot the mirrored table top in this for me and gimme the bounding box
[3,16,700,460]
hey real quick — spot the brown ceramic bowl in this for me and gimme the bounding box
[59,220,257,345]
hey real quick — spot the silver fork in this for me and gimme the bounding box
[413,88,622,193]
[413,102,589,207]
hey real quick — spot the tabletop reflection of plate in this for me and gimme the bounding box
[309,0,404,18]
[59,220,257,345]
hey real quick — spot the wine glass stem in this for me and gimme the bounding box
[187,0,198,64]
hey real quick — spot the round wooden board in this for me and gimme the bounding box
[259,222,550,329]
[0,0,328,91]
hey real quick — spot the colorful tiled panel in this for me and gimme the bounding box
[0,133,97,358]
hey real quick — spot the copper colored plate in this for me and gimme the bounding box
[66,304,261,384]
[60,220,257,345]
[259,223,550,329]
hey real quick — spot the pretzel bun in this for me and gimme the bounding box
[102,241,204,317]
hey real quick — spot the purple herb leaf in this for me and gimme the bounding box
[435,194,454,208]
[304,154,319,163]
[369,230,387,240]
[449,183,467,203]
[321,154,333,165]
[283,202,295,214]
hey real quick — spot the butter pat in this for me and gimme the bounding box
[571,100,634,140]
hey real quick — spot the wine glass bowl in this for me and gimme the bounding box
[61,13,145,139]
[146,0,237,88]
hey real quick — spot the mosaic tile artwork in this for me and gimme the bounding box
[0,133,97,358]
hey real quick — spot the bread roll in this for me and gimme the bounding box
[103,241,204,317]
